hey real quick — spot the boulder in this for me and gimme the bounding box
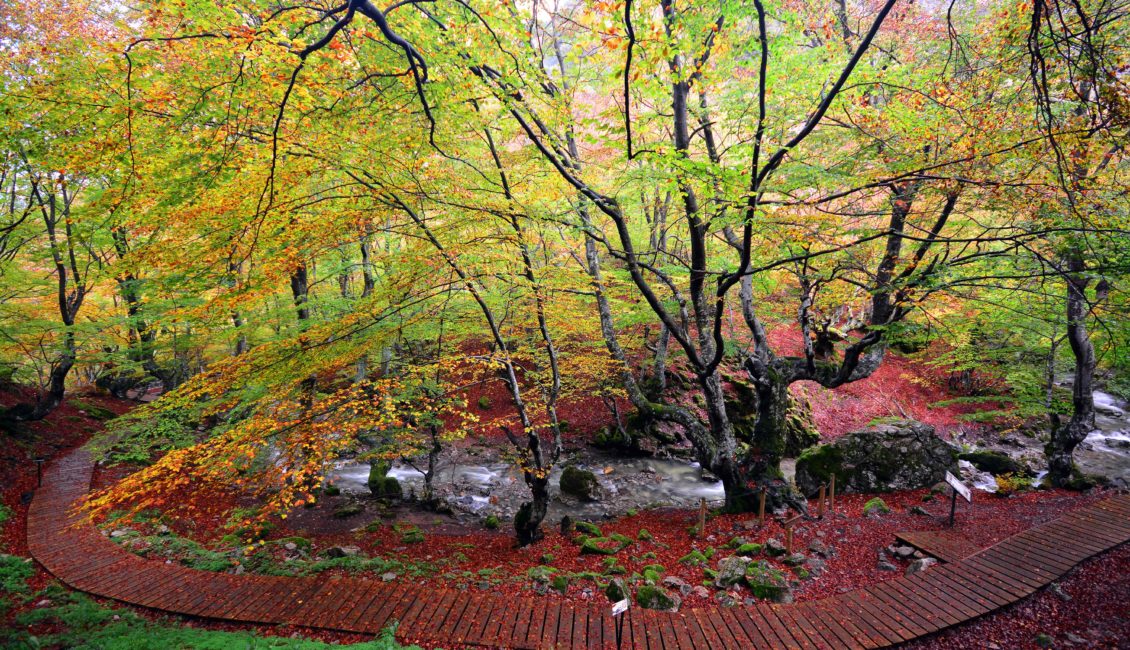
[745,561,792,603]
[795,420,958,495]
[958,450,1024,476]
[714,556,753,588]
[604,577,628,602]
[325,545,361,558]
[636,585,681,612]
[765,538,787,557]
[560,466,601,501]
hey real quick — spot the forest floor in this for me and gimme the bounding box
[2,358,1128,649]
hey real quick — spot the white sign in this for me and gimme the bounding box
[945,471,972,502]
[611,598,630,617]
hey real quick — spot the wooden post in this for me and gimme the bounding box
[758,489,766,527]
[829,474,836,514]
[817,485,825,519]
[698,498,707,537]
[786,525,794,554]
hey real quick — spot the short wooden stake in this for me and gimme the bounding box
[817,485,825,519]
[758,490,766,527]
[829,474,836,513]
[698,498,707,537]
[786,525,794,554]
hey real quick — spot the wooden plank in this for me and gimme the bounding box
[803,601,859,649]
[838,590,906,645]
[772,603,820,650]
[869,580,935,636]
[724,607,773,649]
[753,603,801,650]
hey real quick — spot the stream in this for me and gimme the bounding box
[326,387,1130,522]
[328,451,725,523]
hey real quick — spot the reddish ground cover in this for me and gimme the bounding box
[3,354,1125,649]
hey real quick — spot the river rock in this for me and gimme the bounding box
[795,420,958,494]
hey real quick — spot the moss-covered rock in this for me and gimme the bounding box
[959,450,1024,476]
[574,521,602,537]
[331,502,363,518]
[635,585,681,612]
[795,420,958,495]
[863,497,890,517]
[745,561,791,603]
[580,537,624,555]
[604,577,628,602]
[735,543,764,557]
[678,549,710,566]
[560,466,601,501]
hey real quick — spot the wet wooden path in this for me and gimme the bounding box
[28,448,1130,648]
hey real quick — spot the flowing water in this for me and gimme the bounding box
[328,453,725,521]
[1076,389,1130,487]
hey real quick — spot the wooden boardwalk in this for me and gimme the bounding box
[894,530,983,563]
[28,449,1130,649]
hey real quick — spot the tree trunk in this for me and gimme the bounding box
[515,474,549,546]
[1047,259,1096,486]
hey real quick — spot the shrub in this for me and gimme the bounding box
[483,515,500,530]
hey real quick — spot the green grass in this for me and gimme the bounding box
[2,585,419,649]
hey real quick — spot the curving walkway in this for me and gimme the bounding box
[28,448,1130,649]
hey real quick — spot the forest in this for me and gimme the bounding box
[1,0,1128,648]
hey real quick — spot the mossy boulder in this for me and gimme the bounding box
[735,543,764,557]
[574,521,602,537]
[581,536,630,555]
[635,585,681,612]
[560,466,601,501]
[604,577,628,602]
[959,450,1024,476]
[367,462,402,500]
[331,503,364,518]
[795,419,958,495]
[745,561,792,603]
[863,497,890,517]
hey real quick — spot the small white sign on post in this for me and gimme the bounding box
[945,471,972,502]
[611,598,630,617]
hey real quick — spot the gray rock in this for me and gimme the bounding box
[765,538,787,557]
[284,542,298,552]
[1049,582,1071,601]
[381,572,398,582]
[876,551,898,571]
[807,539,831,557]
[892,545,916,559]
[745,561,793,603]
[715,592,739,607]
[782,553,807,567]
[110,529,131,538]
[636,585,680,612]
[325,545,361,558]
[805,557,827,577]
[795,420,958,494]
[905,557,938,576]
[715,556,753,588]
[662,576,692,596]
[691,586,710,598]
